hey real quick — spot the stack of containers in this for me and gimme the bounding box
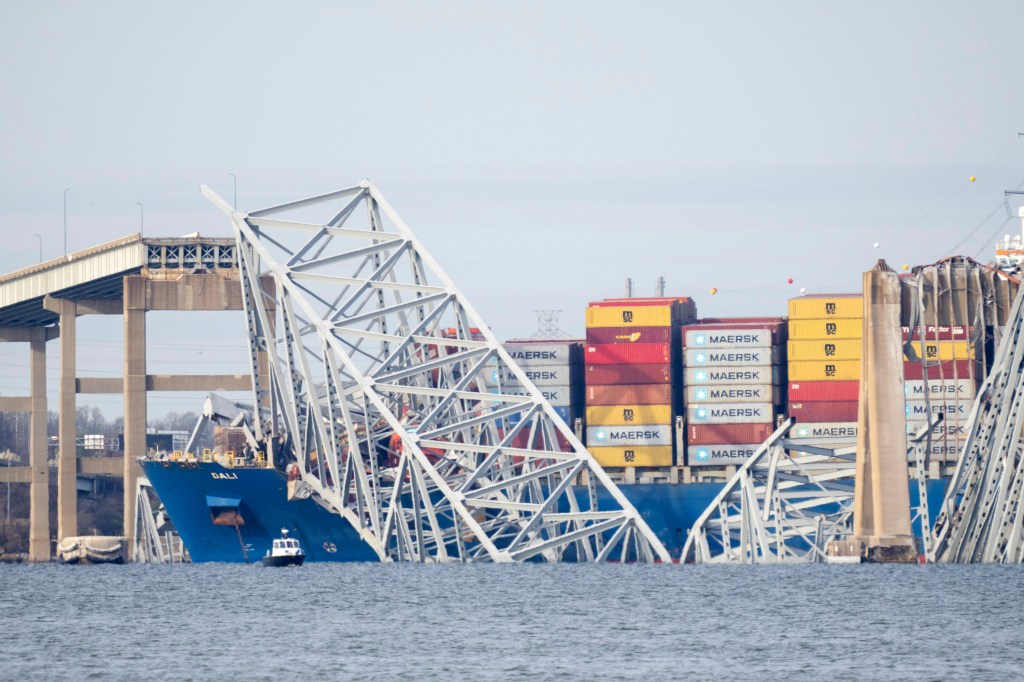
[584,297,697,468]
[786,294,862,446]
[903,325,975,462]
[682,318,786,466]
[497,339,584,428]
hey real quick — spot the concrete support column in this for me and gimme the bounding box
[852,260,917,563]
[123,278,147,558]
[56,299,77,544]
[28,329,49,561]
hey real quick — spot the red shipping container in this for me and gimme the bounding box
[586,383,673,405]
[688,423,773,445]
[901,325,971,341]
[903,359,974,380]
[788,380,860,402]
[585,363,672,385]
[698,317,785,325]
[585,326,673,345]
[788,400,859,422]
[585,343,672,365]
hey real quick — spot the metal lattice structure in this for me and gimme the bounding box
[680,420,862,563]
[931,285,1024,563]
[201,181,670,563]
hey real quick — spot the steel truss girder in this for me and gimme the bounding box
[680,420,861,564]
[931,285,1024,564]
[202,181,670,564]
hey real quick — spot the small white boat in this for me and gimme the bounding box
[262,529,305,567]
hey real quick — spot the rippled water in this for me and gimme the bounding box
[1,563,1022,680]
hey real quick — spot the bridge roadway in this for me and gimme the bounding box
[0,234,264,561]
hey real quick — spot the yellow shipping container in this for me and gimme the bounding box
[788,318,863,340]
[588,445,674,467]
[906,340,973,361]
[787,359,861,381]
[788,296,863,320]
[585,404,673,425]
[586,305,673,328]
[787,339,862,361]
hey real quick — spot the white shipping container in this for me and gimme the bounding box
[502,342,579,366]
[906,420,968,440]
[688,444,760,466]
[684,328,774,349]
[687,402,774,425]
[488,385,574,405]
[788,422,858,440]
[905,400,969,420]
[586,424,672,447]
[684,347,779,367]
[904,379,975,399]
[481,364,577,388]
[686,384,779,405]
[685,365,780,386]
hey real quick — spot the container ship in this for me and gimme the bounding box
[140,249,1014,562]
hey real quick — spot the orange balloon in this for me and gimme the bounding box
[710,287,718,295]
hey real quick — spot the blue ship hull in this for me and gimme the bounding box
[141,460,949,563]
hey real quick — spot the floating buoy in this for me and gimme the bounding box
[710,287,718,295]
[970,175,976,182]
[787,278,793,284]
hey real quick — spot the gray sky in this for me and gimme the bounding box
[1,1,1023,419]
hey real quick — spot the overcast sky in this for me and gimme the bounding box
[1,1,1023,419]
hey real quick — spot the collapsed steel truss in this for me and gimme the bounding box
[931,285,1024,563]
[201,181,669,563]
[680,420,859,563]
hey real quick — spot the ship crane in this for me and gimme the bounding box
[201,181,670,564]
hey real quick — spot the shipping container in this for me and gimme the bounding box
[904,379,975,399]
[787,360,860,381]
[585,326,673,345]
[687,402,774,425]
[908,441,963,461]
[585,404,673,426]
[683,346,778,367]
[489,386,575,405]
[788,421,858,440]
[685,365,780,385]
[687,443,761,466]
[905,340,974,361]
[585,424,673,447]
[905,420,968,439]
[481,364,581,388]
[787,318,862,340]
[685,384,779,405]
[591,296,698,322]
[585,343,672,365]
[682,326,776,348]
[585,363,672,385]
[787,294,863,320]
[588,445,674,467]
[903,359,973,381]
[905,400,970,420]
[787,380,859,402]
[586,305,675,329]
[502,341,582,366]
[507,405,573,426]
[789,400,859,423]
[901,325,972,341]
[586,383,672,405]
[688,423,774,445]
[787,339,861,362]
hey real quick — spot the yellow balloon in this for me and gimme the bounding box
[970,176,976,182]
[902,264,909,271]
[710,287,718,295]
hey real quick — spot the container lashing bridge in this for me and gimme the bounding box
[202,181,670,563]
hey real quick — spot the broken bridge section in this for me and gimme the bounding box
[202,181,671,564]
